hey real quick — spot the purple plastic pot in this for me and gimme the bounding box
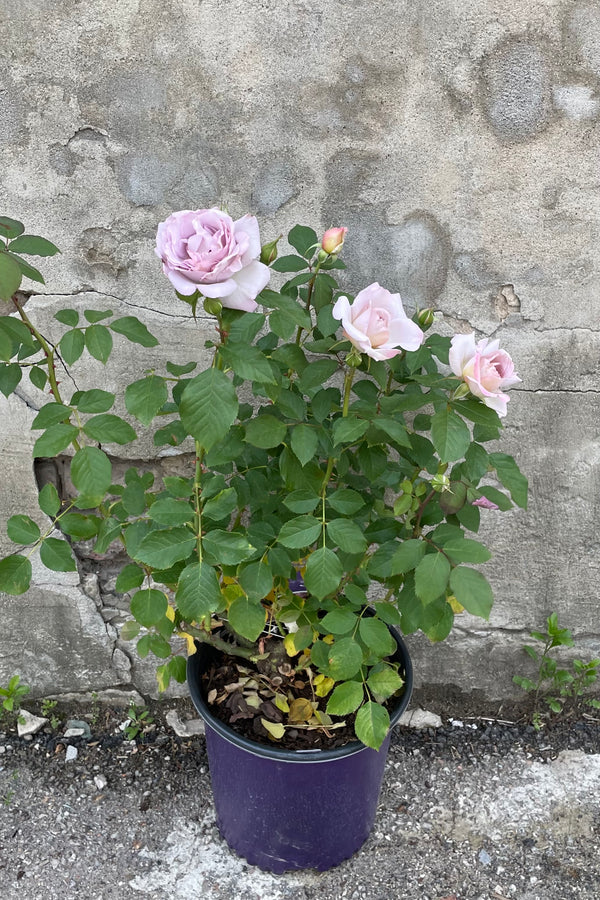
[187,626,413,873]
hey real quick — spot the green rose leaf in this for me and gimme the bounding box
[332,416,369,447]
[443,538,492,564]
[85,323,113,364]
[7,515,41,545]
[354,701,390,750]
[414,552,451,604]
[202,530,255,566]
[290,424,319,467]
[110,316,159,348]
[489,452,528,509]
[202,488,238,521]
[130,589,168,627]
[125,375,168,426]
[0,251,22,301]
[366,666,404,702]
[320,608,358,634]
[327,489,365,515]
[134,527,196,569]
[40,537,77,572]
[304,547,343,600]
[71,389,115,413]
[83,414,137,445]
[283,490,320,514]
[0,363,21,397]
[391,539,426,575]
[326,681,364,716]
[219,343,277,385]
[431,407,472,462]
[59,329,85,366]
[228,596,266,642]
[38,483,61,518]
[244,414,287,449]
[0,217,25,239]
[32,424,79,458]
[0,555,32,595]
[31,403,72,430]
[70,446,112,507]
[148,498,195,526]
[180,369,238,450]
[278,515,322,550]
[449,566,494,619]
[54,309,79,327]
[239,561,273,601]
[359,617,396,657]
[8,235,60,256]
[326,519,367,554]
[175,561,222,622]
[288,224,318,258]
[58,513,100,540]
[115,564,145,593]
[325,637,364,680]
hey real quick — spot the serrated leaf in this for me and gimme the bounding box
[239,561,273,600]
[134,527,196,569]
[40,537,77,572]
[283,490,320,514]
[70,446,112,506]
[354,701,390,750]
[326,519,367,554]
[8,235,60,256]
[489,452,528,509]
[270,254,309,272]
[0,362,22,396]
[85,323,112,363]
[38,483,60,517]
[202,487,237,521]
[443,538,492,564]
[414,552,451,603]
[7,515,40,545]
[166,360,197,376]
[115,564,145,593]
[288,224,318,258]
[304,547,343,600]
[179,369,238,450]
[332,416,369,447]
[130,589,168,627]
[110,316,158,347]
[278,515,322,549]
[0,251,22,300]
[148,498,194,526]
[176,561,222,622]
[54,309,79,327]
[83,414,137,445]
[32,423,79,457]
[0,217,24,239]
[326,681,364,716]
[219,342,276,384]
[290,424,319,467]
[244,414,287,449]
[327,489,365,515]
[359,617,396,656]
[391,539,426,575]
[58,513,100,540]
[72,389,115,413]
[28,366,47,391]
[325,637,364,680]
[228,595,266,641]
[320,608,358,634]
[449,566,494,619]
[59,329,85,365]
[0,555,32,594]
[120,619,141,641]
[431,407,471,462]
[202,530,255,566]
[125,375,168,426]
[366,667,404,701]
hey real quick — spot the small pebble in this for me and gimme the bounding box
[65,745,78,762]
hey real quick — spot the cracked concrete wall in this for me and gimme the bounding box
[1,0,599,701]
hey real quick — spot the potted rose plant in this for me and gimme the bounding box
[0,209,526,871]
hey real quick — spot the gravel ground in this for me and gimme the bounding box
[0,697,599,900]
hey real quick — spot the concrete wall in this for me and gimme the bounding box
[1,0,599,701]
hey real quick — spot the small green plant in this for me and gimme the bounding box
[41,698,60,729]
[89,691,100,727]
[514,613,600,724]
[123,704,154,741]
[0,675,30,724]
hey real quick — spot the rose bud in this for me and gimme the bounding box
[321,227,348,256]
[260,236,281,266]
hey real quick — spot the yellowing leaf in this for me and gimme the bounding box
[284,633,300,656]
[313,673,324,685]
[165,605,175,622]
[261,719,285,740]
[178,631,197,655]
[288,698,314,723]
[275,693,290,713]
[323,633,335,645]
[447,595,464,614]
[315,676,335,698]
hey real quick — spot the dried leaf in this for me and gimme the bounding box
[207,688,217,704]
[288,698,314,723]
[261,719,285,740]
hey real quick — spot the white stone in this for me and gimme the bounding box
[398,708,443,730]
[65,745,78,762]
[17,709,48,737]
[165,709,205,738]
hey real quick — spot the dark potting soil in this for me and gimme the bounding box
[200,640,407,752]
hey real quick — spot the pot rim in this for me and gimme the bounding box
[187,625,413,763]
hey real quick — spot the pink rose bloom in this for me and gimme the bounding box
[155,208,271,312]
[472,497,499,510]
[332,283,424,361]
[449,333,521,417]
[321,227,347,255]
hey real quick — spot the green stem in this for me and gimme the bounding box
[342,366,356,417]
[182,623,258,660]
[295,259,322,345]
[194,441,204,562]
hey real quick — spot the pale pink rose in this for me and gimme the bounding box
[472,497,499,510]
[449,333,521,418]
[155,208,271,312]
[332,283,424,361]
[321,227,347,255]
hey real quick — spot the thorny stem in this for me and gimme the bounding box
[294,258,323,345]
[342,366,356,417]
[412,488,436,537]
[182,622,258,660]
